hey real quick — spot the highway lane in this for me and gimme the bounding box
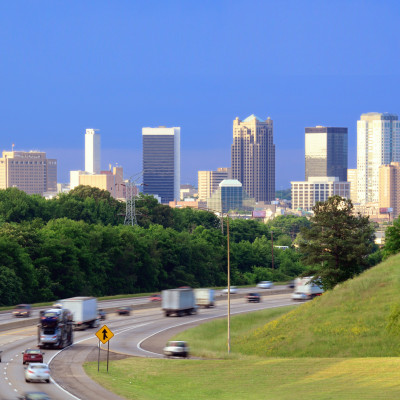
[0,291,295,400]
[0,285,288,327]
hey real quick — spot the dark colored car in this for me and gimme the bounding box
[13,304,31,317]
[246,293,261,303]
[149,294,161,302]
[287,280,295,289]
[18,392,51,400]
[22,349,44,365]
[117,306,132,315]
[98,309,106,320]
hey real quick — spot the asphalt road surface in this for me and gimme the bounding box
[0,290,295,400]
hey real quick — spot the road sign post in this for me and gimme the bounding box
[95,325,114,373]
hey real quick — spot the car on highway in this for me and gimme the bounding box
[163,340,189,358]
[24,363,50,383]
[221,286,238,294]
[149,294,162,302]
[18,392,52,400]
[246,293,261,303]
[287,280,295,289]
[98,309,106,320]
[256,281,274,289]
[22,349,44,364]
[13,304,31,317]
[116,306,132,315]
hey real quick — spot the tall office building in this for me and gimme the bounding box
[357,113,400,204]
[231,115,275,202]
[142,126,180,203]
[379,162,400,219]
[305,126,348,181]
[198,168,229,201]
[85,128,101,174]
[0,151,57,195]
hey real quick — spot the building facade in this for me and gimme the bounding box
[305,126,348,181]
[357,113,400,205]
[207,179,255,214]
[85,129,101,174]
[231,115,275,202]
[198,168,229,201]
[347,168,358,204]
[379,162,400,219]
[142,126,180,203]
[291,176,350,211]
[0,151,57,195]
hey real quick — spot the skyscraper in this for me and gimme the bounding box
[357,113,400,204]
[305,126,348,181]
[142,126,180,203]
[231,115,275,202]
[85,128,101,174]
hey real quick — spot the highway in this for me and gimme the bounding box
[0,289,295,400]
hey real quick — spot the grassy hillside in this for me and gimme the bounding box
[177,253,400,358]
[84,255,400,399]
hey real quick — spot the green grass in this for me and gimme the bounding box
[84,254,400,398]
[85,357,400,400]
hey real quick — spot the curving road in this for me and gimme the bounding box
[0,290,295,400]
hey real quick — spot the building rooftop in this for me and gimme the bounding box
[243,114,264,123]
[219,179,242,187]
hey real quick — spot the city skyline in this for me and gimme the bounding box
[0,1,399,188]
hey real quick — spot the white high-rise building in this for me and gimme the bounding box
[357,113,400,204]
[85,128,101,174]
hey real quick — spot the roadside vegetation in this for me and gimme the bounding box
[85,253,400,399]
[0,186,320,306]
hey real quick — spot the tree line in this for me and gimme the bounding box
[0,186,312,306]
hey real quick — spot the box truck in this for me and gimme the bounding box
[194,288,215,308]
[162,288,197,317]
[59,297,99,329]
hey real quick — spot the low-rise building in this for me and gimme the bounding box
[291,176,350,211]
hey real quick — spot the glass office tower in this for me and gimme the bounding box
[305,126,348,181]
[142,127,180,203]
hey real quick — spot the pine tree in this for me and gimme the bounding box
[299,196,375,290]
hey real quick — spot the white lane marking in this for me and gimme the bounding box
[137,302,294,356]
[5,377,7,380]
[8,382,11,385]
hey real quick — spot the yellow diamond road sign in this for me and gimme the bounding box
[96,325,114,344]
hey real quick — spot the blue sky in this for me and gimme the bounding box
[1,0,400,189]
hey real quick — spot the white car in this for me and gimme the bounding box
[221,286,238,294]
[257,281,274,289]
[25,363,50,383]
[163,341,189,358]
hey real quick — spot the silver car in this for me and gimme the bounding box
[163,341,189,358]
[25,363,50,383]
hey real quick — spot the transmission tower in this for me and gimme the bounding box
[124,172,143,226]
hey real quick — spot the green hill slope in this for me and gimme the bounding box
[234,253,400,357]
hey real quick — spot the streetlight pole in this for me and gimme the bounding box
[227,213,230,354]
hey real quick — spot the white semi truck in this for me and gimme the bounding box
[162,288,197,317]
[59,297,99,330]
[292,276,324,300]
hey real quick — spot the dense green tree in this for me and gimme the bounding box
[383,219,400,258]
[267,215,311,241]
[299,196,375,290]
